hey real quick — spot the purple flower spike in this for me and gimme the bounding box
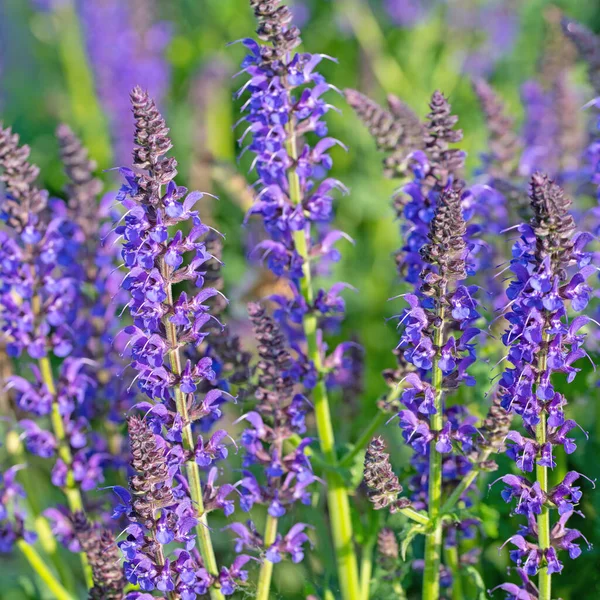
[497,174,594,586]
[114,89,245,595]
[233,303,315,563]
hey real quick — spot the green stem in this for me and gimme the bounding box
[150,531,177,600]
[17,540,75,600]
[441,449,491,515]
[339,0,413,94]
[359,534,375,600]
[392,581,407,599]
[160,261,225,600]
[286,126,360,600]
[33,515,74,590]
[444,544,463,600]
[51,0,112,169]
[536,413,551,600]
[256,516,279,600]
[339,409,395,468]
[38,356,93,588]
[422,307,445,600]
[536,337,551,600]
[7,425,75,591]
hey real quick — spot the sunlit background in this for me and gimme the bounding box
[1,0,600,598]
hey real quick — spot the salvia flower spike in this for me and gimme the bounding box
[393,90,465,284]
[115,87,240,599]
[393,184,481,599]
[238,303,314,600]
[363,437,410,513]
[344,88,425,177]
[496,173,594,599]
[234,1,361,596]
[72,512,125,600]
[0,121,100,584]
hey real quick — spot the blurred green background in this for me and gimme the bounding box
[1,0,600,598]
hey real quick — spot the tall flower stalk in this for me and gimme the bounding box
[493,174,594,599]
[0,122,96,585]
[393,186,480,598]
[234,2,360,596]
[234,303,314,600]
[114,88,241,599]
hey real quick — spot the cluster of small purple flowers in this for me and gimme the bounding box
[0,466,36,552]
[0,123,109,547]
[233,302,313,563]
[236,0,351,347]
[396,185,482,592]
[520,13,586,187]
[519,81,561,180]
[3,2,600,599]
[393,90,466,285]
[55,123,135,447]
[113,87,246,597]
[493,173,594,593]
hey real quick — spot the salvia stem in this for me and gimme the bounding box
[422,309,446,600]
[536,338,551,600]
[37,355,93,587]
[359,533,376,600]
[285,124,361,600]
[16,539,75,600]
[444,544,464,600]
[7,432,74,591]
[440,451,491,514]
[159,259,225,600]
[150,530,177,600]
[256,515,279,600]
[339,396,399,468]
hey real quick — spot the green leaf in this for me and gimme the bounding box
[441,512,461,525]
[465,565,488,600]
[400,523,425,561]
[479,503,500,539]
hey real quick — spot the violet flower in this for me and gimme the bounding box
[0,466,37,553]
[115,87,243,597]
[189,233,252,422]
[392,185,482,593]
[233,3,361,594]
[520,17,586,187]
[472,77,524,228]
[392,90,465,284]
[496,173,594,588]
[234,0,352,349]
[115,416,209,597]
[519,81,560,180]
[234,303,313,564]
[0,122,108,529]
[56,123,135,448]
